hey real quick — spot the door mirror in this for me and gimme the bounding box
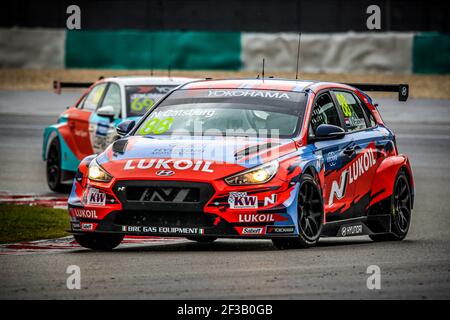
[116,120,135,137]
[313,124,345,140]
[97,106,115,120]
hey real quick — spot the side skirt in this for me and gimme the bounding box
[321,214,391,238]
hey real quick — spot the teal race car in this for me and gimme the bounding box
[43,76,196,192]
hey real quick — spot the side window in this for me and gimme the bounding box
[356,96,377,127]
[100,83,121,118]
[83,83,107,112]
[334,91,368,132]
[76,94,88,109]
[310,93,342,134]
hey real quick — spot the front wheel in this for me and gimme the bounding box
[74,233,124,251]
[272,173,324,249]
[370,170,412,242]
[46,138,68,193]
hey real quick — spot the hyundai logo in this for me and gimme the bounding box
[156,170,175,176]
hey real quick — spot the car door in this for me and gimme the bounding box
[331,90,389,218]
[89,82,122,154]
[309,91,357,223]
[65,82,108,158]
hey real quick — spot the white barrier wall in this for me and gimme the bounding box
[241,32,414,74]
[0,28,65,68]
[0,29,419,73]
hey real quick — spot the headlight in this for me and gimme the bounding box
[88,159,112,182]
[225,160,279,185]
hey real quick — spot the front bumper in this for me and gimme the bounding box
[68,178,300,239]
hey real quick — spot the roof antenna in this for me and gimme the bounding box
[150,34,154,77]
[295,33,301,80]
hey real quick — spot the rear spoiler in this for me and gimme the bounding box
[346,83,409,102]
[53,77,104,94]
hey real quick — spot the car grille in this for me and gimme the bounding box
[113,210,215,228]
[113,180,215,212]
[126,186,200,203]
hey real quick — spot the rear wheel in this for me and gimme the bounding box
[272,173,324,249]
[370,170,412,242]
[186,236,217,243]
[74,233,124,251]
[46,138,67,193]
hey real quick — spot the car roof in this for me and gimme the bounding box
[180,78,356,93]
[103,76,200,86]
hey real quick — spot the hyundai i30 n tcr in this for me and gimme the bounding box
[67,79,414,250]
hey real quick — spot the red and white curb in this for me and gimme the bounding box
[0,236,186,255]
[0,192,68,209]
[0,193,187,255]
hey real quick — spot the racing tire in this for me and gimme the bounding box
[272,173,324,249]
[370,170,412,242]
[46,138,69,193]
[186,236,218,243]
[74,233,124,251]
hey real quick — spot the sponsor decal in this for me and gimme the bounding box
[74,129,88,137]
[326,151,338,167]
[71,208,98,219]
[208,90,291,100]
[123,159,214,173]
[266,225,296,234]
[339,223,363,237]
[328,148,376,206]
[80,222,96,232]
[71,221,81,230]
[121,225,204,235]
[242,227,264,235]
[151,108,216,118]
[86,188,106,206]
[238,214,275,223]
[95,122,109,137]
[263,194,277,206]
[228,192,258,209]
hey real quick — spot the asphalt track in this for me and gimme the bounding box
[0,91,449,299]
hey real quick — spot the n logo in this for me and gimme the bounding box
[328,170,348,206]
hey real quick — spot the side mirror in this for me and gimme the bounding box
[313,124,345,141]
[97,106,115,121]
[116,120,135,137]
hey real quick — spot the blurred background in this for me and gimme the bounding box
[0,0,448,97]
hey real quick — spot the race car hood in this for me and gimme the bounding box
[96,135,297,181]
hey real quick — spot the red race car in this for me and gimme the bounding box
[68,78,414,250]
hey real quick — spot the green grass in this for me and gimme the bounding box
[0,205,70,244]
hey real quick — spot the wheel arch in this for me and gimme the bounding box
[43,125,80,172]
[369,155,414,208]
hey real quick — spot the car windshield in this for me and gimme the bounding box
[126,85,179,117]
[134,88,307,138]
